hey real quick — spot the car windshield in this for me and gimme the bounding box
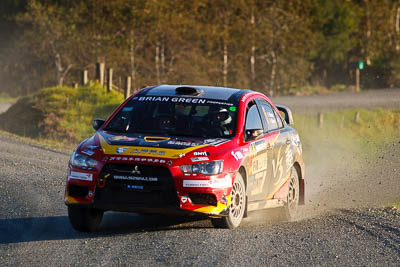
[104,97,237,138]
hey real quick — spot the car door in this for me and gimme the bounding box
[243,100,269,202]
[256,99,291,199]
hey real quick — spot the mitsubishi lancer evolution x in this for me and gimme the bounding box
[65,85,305,231]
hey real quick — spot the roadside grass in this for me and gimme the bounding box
[0,92,18,103]
[294,108,400,158]
[0,83,124,145]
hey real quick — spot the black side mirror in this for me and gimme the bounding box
[245,128,263,141]
[92,118,106,131]
[276,105,294,125]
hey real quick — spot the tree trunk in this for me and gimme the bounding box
[161,41,165,83]
[223,40,228,87]
[364,0,372,65]
[155,40,161,84]
[129,30,136,90]
[396,0,400,51]
[269,50,277,96]
[250,10,256,88]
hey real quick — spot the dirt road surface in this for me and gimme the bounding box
[0,90,399,265]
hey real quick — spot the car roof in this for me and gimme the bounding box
[137,84,253,102]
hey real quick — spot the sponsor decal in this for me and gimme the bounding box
[108,156,168,164]
[231,151,244,161]
[167,140,202,147]
[86,145,99,150]
[108,136,137,142]
[116,147,130,154]
[181,195,188,203]
[122,107,133,111]
[229,106,237,112]
[127,185,144,190]
[81,150,95,156]
[68,171,93,181]
[206,100,233,106]
[285,145,293,174]
[191,157,209,162]
[127,148,166,156]
[183,177,231,188]
[272,146,284,184]
[133,96,207,104]
[193,151,209,156]
[204,138,229,146]
[114,175,157,182]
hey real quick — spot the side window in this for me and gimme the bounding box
[245,101,263,130]
[258,101,279,131]
[274,109,284,128]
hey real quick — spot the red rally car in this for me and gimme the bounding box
[65,85,305,231]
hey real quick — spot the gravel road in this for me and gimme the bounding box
[0,90,399,266]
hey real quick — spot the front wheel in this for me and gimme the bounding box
[283,166,300,221]
[211,172,246,229]
[68,206,103,232]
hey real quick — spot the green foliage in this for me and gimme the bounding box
[2,0,400,95]
[0,84,123,144]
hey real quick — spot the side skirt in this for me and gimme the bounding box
[247,199,284,212]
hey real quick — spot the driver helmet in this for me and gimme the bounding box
[210,107,232,127]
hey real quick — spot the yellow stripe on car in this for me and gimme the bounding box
[194,195,231,214]
[99,135,208,159]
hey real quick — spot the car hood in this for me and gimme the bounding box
[94,131,231,159]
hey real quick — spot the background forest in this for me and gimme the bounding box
[1,0,400,97]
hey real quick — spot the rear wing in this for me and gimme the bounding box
[276,105,294,126]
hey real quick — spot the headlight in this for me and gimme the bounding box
[69,152,98,169]
[180,160,223,175]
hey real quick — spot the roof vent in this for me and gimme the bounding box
[175,86,201,96]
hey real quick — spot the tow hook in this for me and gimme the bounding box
[97,173,110,188]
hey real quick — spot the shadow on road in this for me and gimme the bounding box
[0,212,210,244]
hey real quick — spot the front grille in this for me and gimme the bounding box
[69,185,89,198]
[189,193,217,206]
[95,163,179,207]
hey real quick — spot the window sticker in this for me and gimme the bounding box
[122,107,133,111]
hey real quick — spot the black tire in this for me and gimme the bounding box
[283,166,300,221]
[211,172,246,229]
[68,206,104,232]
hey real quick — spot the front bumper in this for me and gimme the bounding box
[65,164,233,216]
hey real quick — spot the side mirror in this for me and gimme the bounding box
[92,118,106,131]
[245,129,263,141]
[276,105,294,126]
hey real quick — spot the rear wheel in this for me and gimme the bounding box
[68,206,103,232]
[283,166,300,221]
[211,172,246,229]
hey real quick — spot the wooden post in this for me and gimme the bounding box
[107,68,113,92]
[354,111,360,124]
[124,76,131,99]
[96,62,105,86]
[340,115,345,129]
[356,68,360,92]
[317,112,324,128]
[73,83,78,88]
[81,70,88,86]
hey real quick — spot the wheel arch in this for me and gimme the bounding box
[238,165,248,217]
[293,161,305,205]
